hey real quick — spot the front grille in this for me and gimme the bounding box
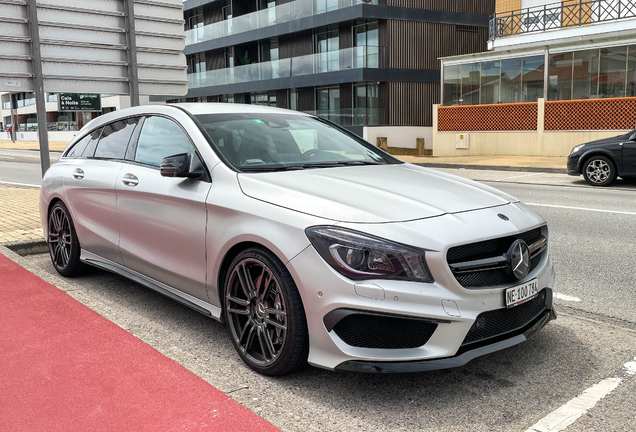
[447,227,545,288]
[462,289,547,346]
[332,313,438,349]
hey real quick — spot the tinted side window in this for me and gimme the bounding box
[135,116,195,167]
[80,128,103,158]
[65,134,91,158]
[94,118,138,159]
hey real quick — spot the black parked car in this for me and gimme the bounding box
[567,129,636,186]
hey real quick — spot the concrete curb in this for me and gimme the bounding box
[4,239,48,256]
[413,162,568,174]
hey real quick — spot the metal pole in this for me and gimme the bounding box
[125,0,140,107]
[10,94,17,143]
[543,48,549,100]
[27,0,51,176]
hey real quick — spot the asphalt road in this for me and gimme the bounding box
[0,150,61,186]
[4,165,636,432]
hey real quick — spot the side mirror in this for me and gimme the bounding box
[160,153,202,179]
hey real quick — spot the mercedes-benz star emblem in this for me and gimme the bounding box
[507,239,530,280]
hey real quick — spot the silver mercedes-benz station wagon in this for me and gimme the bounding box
[41,104,556,375]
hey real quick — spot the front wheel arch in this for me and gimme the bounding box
[579,151,618,174]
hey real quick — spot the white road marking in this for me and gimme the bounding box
[554,293,582,302]
[525,358,636,432]
[527,203,636,216]
[0,156,15,159]
[0,180,41,188]
[496,172,545,181]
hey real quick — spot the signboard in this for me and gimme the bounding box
[58,94,102,112]
[0,0,187,175]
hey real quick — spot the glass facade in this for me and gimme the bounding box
[445,44,636,105]
[444,55,545,105]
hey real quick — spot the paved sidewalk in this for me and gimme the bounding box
[400,155,567,173]
[0,185,43,244]
[0,139,69,152]
[0,251,280,431]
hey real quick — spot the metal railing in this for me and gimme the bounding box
[489,0,636,39]
[186,0,380,45]
[303,108,385,126]
[188,46,385,89]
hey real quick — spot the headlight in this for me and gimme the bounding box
[571,144,585,154]
[305,226,433,282]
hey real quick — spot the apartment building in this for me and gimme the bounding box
[435,0,636,156]
[170,0,495,153]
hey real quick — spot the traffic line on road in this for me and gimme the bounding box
[554,293,582,302]
[495,172,545,181]
[524,358,636,432]
[0,180,40,188]
[527,203,636,216]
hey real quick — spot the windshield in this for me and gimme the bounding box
[194,113,401,172]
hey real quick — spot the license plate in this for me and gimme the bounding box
[505,278,539,308]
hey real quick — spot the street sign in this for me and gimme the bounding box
[58,94,102,112]
[0,0,188,175]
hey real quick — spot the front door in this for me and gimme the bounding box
[116,115,211,301]
[622,130,636,174]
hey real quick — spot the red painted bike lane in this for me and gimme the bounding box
[0,253,280,432]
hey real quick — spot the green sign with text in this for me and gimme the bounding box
[58,93,101,112]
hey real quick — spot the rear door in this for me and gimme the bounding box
[63,118,139,264]
[115,115,211,301]
[622,130,636,174]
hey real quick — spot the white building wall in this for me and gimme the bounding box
[363,126,433,150]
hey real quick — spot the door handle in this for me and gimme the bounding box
[72,168,84,179]
[122,173,139,187]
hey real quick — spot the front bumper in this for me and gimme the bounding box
[336,308,556,373]
[287,204,556,372]
[567,154,581,176]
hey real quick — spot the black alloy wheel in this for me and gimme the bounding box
[48,202,84,277]
[583,155,617,187]
[224,247,308,376]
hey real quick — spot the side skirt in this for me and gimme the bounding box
[80,250,222,321]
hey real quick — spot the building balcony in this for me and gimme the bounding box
[303,107,386,126]
[185,0,381,46]
[489,0,636,40]
[188,46,385,89]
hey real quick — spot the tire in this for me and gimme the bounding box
[223,247,308,376]
[582,155,617,187]
[48,201,84,277]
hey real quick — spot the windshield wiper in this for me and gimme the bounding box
[239,160,381,172]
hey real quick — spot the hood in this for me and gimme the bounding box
[582,133,629,148]
[237,163,518,223]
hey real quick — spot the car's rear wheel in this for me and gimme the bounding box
[223,247,308,376]
[583,155,617,187]
[48,201,84,277]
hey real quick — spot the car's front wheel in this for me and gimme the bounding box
[48,201,84,277]
[583,155,617,186]
[223,247,308,376]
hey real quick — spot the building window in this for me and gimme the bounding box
[522,56,545,102]
[501,58,522,103]
[251,92,276,106]
[315,0,338,14]
[188,52,206,74]
[353,21,379,68]
[316,87,340,111]
[289,90,298,111]
[599,46,628,98]
[315,29,339,72]
[186,7,203,32]
[572,49,599,100]
[480,60,501,104]
[548,52,573,101]
[443,65,461,106]
[461,63,480,105]
[354,83,380,125]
